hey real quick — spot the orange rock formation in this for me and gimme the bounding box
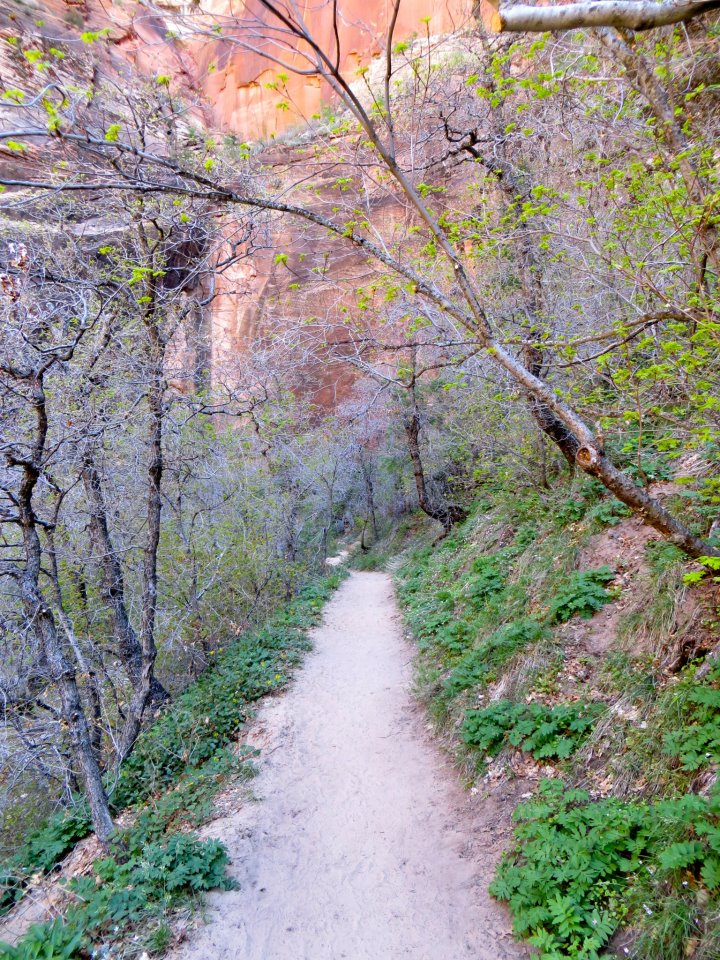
[1,0,474,404]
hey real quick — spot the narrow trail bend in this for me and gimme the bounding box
[174,571,526,960]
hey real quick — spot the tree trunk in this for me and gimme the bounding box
[26,587,115,845]
[117,296,167,765]
[403,408,467,533]
[16,376,114,845]
[82,451,168,707]
[362,461,379,541]
[490,341,714,558]
[46,529,104,763]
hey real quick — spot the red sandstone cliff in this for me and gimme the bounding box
[0,0,473,404]
[1,1,470,138]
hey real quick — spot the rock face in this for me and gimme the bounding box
[0,0,472,403]
[184,0,471,139]
[3,0,469,139]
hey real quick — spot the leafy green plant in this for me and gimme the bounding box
[0,917,83,960]
[16,810,91,875]
[493,777,720,960]
[124,750,252,849]
[586,497,632,528]
[548,566,616,622]
[462,700,527,755]
[464,555,506,608]
[129,834,235,894]
[430,619,475,656]
[553,496,588,525]
[0,832,237,960]
[655,792,720,891]
[662,664,720,772]
[0,809,90,914]
[491,779,652,959]
[462,699,604,760]
[683,555,720,586]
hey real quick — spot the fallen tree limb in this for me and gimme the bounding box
[483,0,720,33]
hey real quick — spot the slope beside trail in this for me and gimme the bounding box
[173,571,526,960]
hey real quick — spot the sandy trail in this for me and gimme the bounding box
[174,571,525,960]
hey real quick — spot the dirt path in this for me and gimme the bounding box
[174,571,526,960]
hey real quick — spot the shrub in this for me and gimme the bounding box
[431,619,475,656]
[586,498,632,528]
[492,778,720,960]
[0,809,91,915]
[128,834,235,894]
[465,555,506,608]
[490,779,652,959]
[462,699,604,760]
[0,917,83,960]
[662,664,720,772]
[0,832,237,960]
[548,566,616,622]
[655,792,720,891]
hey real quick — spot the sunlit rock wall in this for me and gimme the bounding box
[1,0,473,405]
[174,0,473,139]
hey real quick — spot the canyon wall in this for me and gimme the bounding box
[1,1,470,136]
[178,0,473,139]
[1,0,475,404]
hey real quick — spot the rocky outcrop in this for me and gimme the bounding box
[187,0,471,139]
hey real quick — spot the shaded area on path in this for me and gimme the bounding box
[173,571,526,960]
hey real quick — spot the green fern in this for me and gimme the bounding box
[463,699,604,760]
[548,566,616,622]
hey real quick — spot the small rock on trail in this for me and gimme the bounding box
[172,571,526,960]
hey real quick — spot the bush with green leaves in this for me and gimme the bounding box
[586,498,633,529]
[464,555,506,608]
[493,777,720,960]
[0,810,91,915]
[0,833,236,960]
[462,699,604,761]
[655,791,720,891]
[0,917,83,960]
[662,666,720,772]
[490,779,653,959]
[548,566,616,622]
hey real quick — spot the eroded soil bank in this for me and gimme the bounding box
[173,571,526,960]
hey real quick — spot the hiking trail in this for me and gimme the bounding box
[173,571,526,960]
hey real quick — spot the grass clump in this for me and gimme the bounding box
[464,555,506,608]
[444,618,548,695]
